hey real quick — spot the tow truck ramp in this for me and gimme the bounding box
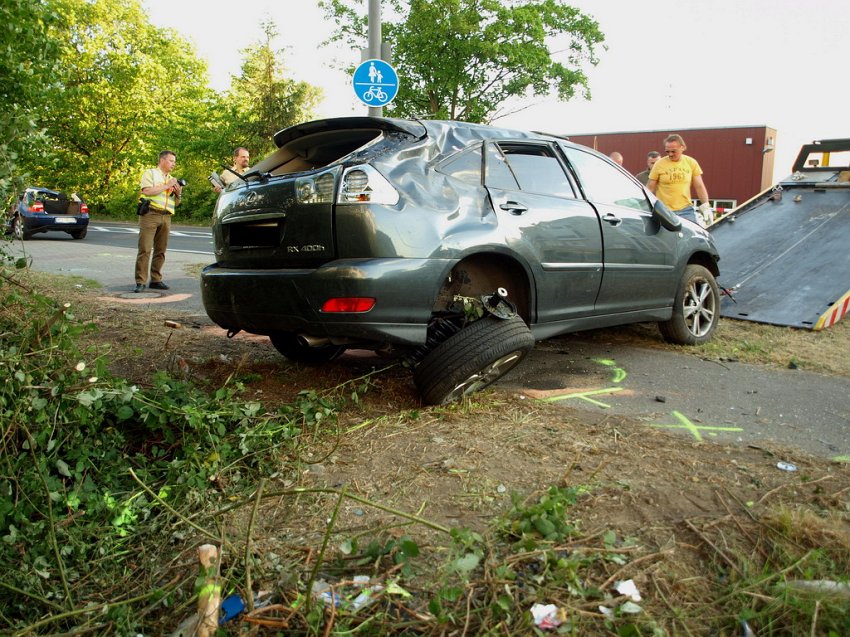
[709,138,850,330]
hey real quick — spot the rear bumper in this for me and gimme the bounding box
[200,257,453,346]
[24,215,89,232]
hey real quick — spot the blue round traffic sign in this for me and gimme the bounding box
[353,59,399,108]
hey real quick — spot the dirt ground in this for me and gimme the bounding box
[60,284,850,633]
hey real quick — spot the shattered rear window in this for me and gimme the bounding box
[257,129,385,177]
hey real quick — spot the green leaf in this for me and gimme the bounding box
[450,552,480,575]
[384,581,412,598]
[116,405,134,421]
[533,517,556,537]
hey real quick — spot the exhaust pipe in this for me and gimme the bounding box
[298,334,332,347]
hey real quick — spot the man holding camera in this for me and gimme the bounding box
[134,150,183,293]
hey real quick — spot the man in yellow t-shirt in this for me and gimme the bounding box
[134,150,182,293]
[647,134,712,226]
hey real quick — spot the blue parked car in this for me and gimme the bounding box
[4,187,89,240]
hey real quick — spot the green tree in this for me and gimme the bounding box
[320,0,605,123]
[227,20,323,158]
[26,0,215,215]
[0,0,60,200]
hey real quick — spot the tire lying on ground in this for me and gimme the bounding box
[414,314,535,405]
[658,264,719,345]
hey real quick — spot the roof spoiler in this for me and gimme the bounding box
[272,117,427,149]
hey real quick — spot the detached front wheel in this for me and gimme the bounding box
[658,264,719,345]
[414,315,535,405]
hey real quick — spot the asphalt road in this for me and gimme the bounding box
[7,220,214,312]
[6,221,850,462]
[498,338,850,462]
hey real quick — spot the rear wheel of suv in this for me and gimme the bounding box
[658,264,719,345]
[70,228,87,240]
[414,315,535,405]
[269,331,346,364]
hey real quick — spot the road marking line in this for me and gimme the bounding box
[650,410,743,442]
[89,225,211,238]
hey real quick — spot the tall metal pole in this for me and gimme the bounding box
[368,0,382,117]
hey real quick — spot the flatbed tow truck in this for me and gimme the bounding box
[709,138,850,330]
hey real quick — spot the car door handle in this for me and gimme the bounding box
[602,212,622,226]
[499,201,528,215]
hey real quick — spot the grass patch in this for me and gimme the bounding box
[2,244,849,635]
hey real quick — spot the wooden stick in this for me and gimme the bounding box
[196,544,221,637]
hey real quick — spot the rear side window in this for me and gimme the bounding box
[561,146,651,212]
[436,144,483,185]
[488,143,575,198]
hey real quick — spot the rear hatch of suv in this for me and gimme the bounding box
[211,117,426,269]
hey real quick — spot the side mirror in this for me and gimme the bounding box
[653,198,681,231]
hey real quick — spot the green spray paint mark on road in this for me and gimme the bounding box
[651,410,744,442]
[593,358,627,383]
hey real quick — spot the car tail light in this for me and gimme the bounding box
[81,203,89,216]
[31,201,44,213]
[340,165,399,205]
[321,297,375,313]
[296,170,337,204]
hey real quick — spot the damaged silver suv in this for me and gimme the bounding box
[201,117,720,404]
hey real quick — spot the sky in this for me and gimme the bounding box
[142,0,850,183]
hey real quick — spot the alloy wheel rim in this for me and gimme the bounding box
[443,350,524,403]
[683,277,716,337]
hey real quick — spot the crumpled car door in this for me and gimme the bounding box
[484,141,603,323]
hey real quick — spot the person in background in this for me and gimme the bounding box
[134,150,181,292]
[647,134,713,226]
[609,151,623,166]
[213,147,250,192]
[635,150,660,186]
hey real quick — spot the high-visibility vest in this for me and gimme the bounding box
[140,168,176,214]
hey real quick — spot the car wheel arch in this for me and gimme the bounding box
[687,251,719,278]
[431,253,533,323]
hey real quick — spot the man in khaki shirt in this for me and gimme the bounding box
[213,147,250,192]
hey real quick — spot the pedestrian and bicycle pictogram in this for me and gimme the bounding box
[353,59,399,108]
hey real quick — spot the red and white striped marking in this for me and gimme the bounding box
[815,290,850,330]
